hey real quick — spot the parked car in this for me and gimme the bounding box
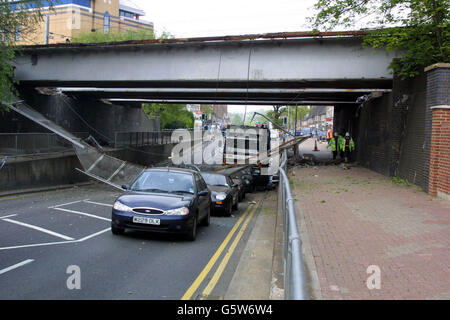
[201,172,239,216]
[231,175,246,201]
[111,168,211,241]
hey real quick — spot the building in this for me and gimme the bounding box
[301,106,334,130]
[12,0,154,45]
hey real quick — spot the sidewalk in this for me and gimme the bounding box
[290,156,450,299]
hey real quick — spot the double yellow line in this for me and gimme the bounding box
[181,202,258,300]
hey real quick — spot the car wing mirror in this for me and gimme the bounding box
[121,184,129,190]
[232,183,238,188]
[198,190,209,196]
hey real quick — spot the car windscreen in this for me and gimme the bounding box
[130,171,194,194]
[201,173,228,187]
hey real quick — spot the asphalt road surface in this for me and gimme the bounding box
[0,183,266,300]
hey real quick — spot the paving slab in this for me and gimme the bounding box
[290,164,450,300]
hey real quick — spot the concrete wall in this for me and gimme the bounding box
[0,89,160,145]
[0,144,176,192]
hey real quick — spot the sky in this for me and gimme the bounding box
[128,0,319,115]
[132,0,318,38]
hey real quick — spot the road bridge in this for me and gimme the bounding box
[13,31,399,106]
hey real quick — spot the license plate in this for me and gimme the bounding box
[133,216,160,225]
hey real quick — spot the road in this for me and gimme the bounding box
[0,183,267,300]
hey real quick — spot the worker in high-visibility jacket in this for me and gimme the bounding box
[340,132,355,163]
[326,127,333,143]
[327,132,342,160]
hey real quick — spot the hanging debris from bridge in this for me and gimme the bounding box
[4,97,146,190]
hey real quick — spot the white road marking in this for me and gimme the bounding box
[49,199,88,209]
[0,228,111,251]
[83,200,113,207]
[0,259,34,275]
[77,228,111,241]
[52,207,111,222]
[2,218,75,241]
[0,214,18,220]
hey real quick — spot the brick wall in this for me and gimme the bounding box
[429,108,450,198]
[426,63,450,199]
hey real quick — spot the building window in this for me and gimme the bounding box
[103,12,110,34]
[15,26,20,41]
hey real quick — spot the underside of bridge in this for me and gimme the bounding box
[13,31,397,108]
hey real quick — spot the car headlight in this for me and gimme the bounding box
[113,201,132,212]
[215,193,227,201]
[164,207,189,216]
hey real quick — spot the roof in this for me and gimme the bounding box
[119,0,145,16]
[19,30,368,50]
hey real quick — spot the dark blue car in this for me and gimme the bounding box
[111,168,211,241]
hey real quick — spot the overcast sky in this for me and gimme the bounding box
[129,0,319,114]
[133,0,318,38]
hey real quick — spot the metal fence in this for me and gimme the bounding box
[113,131,176,148]
[113,129,207,149]
[279,150,307,299]
[0,132,89,156]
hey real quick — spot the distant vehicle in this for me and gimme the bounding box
[201,172,239,216]
[111,168,211,241]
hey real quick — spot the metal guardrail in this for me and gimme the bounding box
[279,150,306,299]
[114,131,174,148]
[0,132,89,156]
[114,129,209,149]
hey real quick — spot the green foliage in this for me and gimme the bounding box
[392,176,411,185]
[232,113,244,125]
[72,29,155,44]
[310,0,449,78]
[0,1,56,111]
[142,104,194,129]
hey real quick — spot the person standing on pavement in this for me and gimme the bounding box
[340,132,355,163]
[327,132,341,160]
[326,127,333,143]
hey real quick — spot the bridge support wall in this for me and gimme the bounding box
[426,64,450,200]
[0,89,160,143]
[335,64,449,199]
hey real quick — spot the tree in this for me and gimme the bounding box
[265,105,286,126]
[310,0,449,78]
[232,113,244,125]
[1,1,55,111]
[142,104,194,129]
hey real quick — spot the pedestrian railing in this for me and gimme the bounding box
[279,150,307,299]
[114,129,207,149]
[114,131,174,148]
[0,132,89,156]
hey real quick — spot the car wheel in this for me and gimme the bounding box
[186,215,197,241]
[232,196,238,211]
[111,224,125,235]
[201,207,211,227]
